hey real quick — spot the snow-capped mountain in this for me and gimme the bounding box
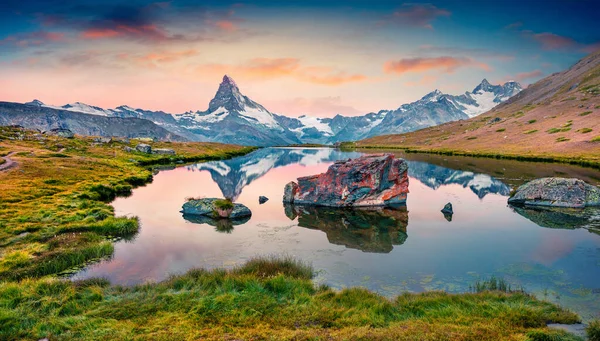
[21,76,521,146]
[173,75,300,146]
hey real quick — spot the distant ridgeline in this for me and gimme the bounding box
[0,75,521,146]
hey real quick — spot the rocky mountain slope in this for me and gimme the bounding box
[10,76,521,146]
[358,52,600,163]
[0,102,185,141]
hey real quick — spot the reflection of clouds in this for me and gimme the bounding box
[406,160,510,199]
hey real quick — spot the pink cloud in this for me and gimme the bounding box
[268,96,364,117]
[1,31,66,47]
[384,56,491,75]
[532,32,577,50]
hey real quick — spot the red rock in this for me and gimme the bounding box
[283,154,409,207]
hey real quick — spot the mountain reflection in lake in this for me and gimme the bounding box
[72,148,600,320]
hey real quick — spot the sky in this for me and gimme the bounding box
[0,0,599,117]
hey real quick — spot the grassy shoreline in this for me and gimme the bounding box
[349,143,600,170]
[0,256,585,341]
[0,127,256,280]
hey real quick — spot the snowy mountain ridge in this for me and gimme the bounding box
[24,76,522,146]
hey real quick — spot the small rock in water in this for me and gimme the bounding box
[441,202,453,214]
[135,143,152,154]
[259,196,269,204]
[441,202,453,222]
[181,198,252,219]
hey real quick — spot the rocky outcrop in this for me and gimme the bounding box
[284,204,408,253]
[135,144,152,154]
[283,154,409,207]
[47,128,74,138]
[441,202,453,222]
[259,196,269,204]
[181,198,252,219]
[152,148,175,155]
[508,178,600,208]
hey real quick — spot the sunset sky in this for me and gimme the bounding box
[1,0,599,117]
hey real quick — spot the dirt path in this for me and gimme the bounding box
[0,152,16,172]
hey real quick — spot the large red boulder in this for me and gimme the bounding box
[283,154,409,207]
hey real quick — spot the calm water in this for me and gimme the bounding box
[73,148,600,320]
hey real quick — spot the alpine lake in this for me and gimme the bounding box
[72,148,600,321]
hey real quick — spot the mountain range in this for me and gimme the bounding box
[2,76,521,146]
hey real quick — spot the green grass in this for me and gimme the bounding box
[528,119,537,124]
[587,320,600,341]
[470,276,523,293]
[0,126,256,280]
[466,136,477,140]
[592,136,600,142]
[577,128,593,133]
[0,257,581,341]
[580,111,593,116]
[495,128,506,132]
[547,127,571,134]
[525,129,539,134]
[556,137,570,142]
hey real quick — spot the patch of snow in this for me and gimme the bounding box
[60,102,113,116]
[467,174,494,191]
[296,115,333,135]
[461,91,497,117]
[238,106,281,129]
[195,162,231,177]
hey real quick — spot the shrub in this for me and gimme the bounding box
[556,137,570,142]
[496,128,506,132]
[528,119,537,124]
[587,319,600,341]
[578,128,593,133]
[591,136,600,142]
[580,111,593,116]
[466,136,477,140]
[524,130,538,134]
[214,198,234,210]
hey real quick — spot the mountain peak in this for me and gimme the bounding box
[473,78,495,93]
[421,89,444,102]
[25,99,44,106]
[222,74,237,86]
[209,75,245,111]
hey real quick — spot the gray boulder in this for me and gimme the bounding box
[47,128,74,138]
[259,196,269,204]
[152,148,175,155]
[94,137,112,143]
[135,143,152,154]
[124,146,134,152]
[181,198,252,219]
[508,177,600,208]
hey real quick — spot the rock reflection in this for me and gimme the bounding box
[285,204,409,253]
[182,214,251,233]
[510,206,600,230]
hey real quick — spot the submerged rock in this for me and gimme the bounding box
[259,196,269,204]
[135,143,152,154]
[508,177,600,208]
[285,204,408,253]
[283,154,409,207]
[181,198,252,219]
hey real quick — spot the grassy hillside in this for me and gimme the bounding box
[358,52,600,166]
[0,127,255,279]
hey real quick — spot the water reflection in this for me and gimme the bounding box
[182,214,251,233]
[284,204,409,253]
[406,160,510,198]
[187,148,363,200]
[510,206,600,230]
